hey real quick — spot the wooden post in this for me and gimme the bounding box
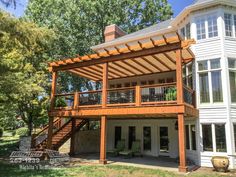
[99,116,107,164]
[102,63,108,108]
[178,113,187,172]
[73,92,79,109]
[50,71,57,110]
[135,85,141,106]
[70,118,76,156]
[47,116,54,149]
[176,50,184,104]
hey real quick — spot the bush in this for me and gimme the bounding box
[12,130,16,136]
[0,127,3,137]
[16,127,28,137]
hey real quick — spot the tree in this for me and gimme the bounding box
[0,11,55,135]
[25,0,173,92]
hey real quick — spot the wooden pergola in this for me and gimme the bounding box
[48,31,197,172]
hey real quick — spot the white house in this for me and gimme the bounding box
[90,0,236,169]
[44,0,236,172]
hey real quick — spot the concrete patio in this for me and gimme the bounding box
[70,153,197,172]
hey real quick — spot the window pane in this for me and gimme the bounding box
[185,125,190,149]
[234,15,236,37]
[198,61,208,71]
[210,59,221,69]
[229,71,236,102]
[208,14,218,38]
[196,17,206,40]
[215,124,227,152]
[191,125,196,150]
[211,71,223,102]
[128,126,136,149]
[181,27,185,38]
[228,58,236,69]
[202,124,213,151]
[143,127,151,151]
[224,13,232,37]
[234,124,236,152]
[114,126,122,148]
[199,72,210,103]
[186,23,191,39]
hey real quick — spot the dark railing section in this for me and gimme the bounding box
[141,83,177,103]
[52,83,196,109]
[183,85,194,106]
[54,93,74,108]
[79,90,102,106]
[107,87,135,104]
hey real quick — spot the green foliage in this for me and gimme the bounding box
[0,11,55,134]
[165,87,177,101]
[25,0,173,94]
[0,127,3,137]
[12,130,16,136]
[16,127,28,137]
[55,97,67,107]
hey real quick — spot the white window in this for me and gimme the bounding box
[196,17,206,40]
[224,13,233,37]
[208,14,218,38]
[196,14,218,40]
[180,23,191,39]
[202,124,226,152]
[234,15,236,37]
[183,63,193,89]
[185,124,196,151]
[198,59,223,104]
[228,58,236,103]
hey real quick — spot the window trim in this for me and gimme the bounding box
[228,58,236,103]
[224,12,236,38]
[201,123,227,153]
[195,13,218,40]
[185,124,196,151]
[197,58,223,104]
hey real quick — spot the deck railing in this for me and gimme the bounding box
[52,82,195,110]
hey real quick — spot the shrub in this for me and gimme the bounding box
[12,130,16,136]
[0,127,3,137]
[16,127,28,137]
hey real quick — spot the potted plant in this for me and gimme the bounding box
[165,87,177,101]
[211,156,229,172]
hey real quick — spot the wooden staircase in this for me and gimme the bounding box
[32,118,87,150]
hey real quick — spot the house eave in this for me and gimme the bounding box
[91,26,176,51]
[171,0,236,26]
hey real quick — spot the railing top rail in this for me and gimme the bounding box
[183,85,194,94]
[79,90,102,94]
[55,93,74,96]
[33,117,60,138]
[141,82,176,89]
[107,86,135,92]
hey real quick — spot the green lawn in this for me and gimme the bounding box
[0,135,230,177]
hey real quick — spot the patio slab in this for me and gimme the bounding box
[70,153,197,172]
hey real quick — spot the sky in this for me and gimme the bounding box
[0,0,195,18]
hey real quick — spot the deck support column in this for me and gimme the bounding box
[102,63,108,108]
[178,113,187,172]
[47,71,58,149]
[99,116,107,164]
[70,118,76,156]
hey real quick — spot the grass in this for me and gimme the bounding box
[0,133,19,157]
[0,134,231,177]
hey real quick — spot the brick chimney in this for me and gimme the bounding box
[104,24,126,42]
